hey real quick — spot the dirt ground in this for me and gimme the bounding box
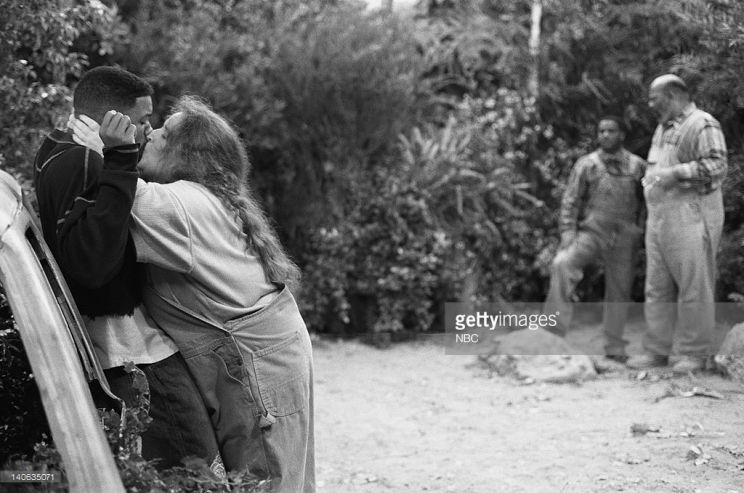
[311,320,744,493]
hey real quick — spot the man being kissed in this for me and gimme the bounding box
[33,66,221,471]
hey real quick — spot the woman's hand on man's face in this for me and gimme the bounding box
[68,113,104,155]
[99,110,136,148]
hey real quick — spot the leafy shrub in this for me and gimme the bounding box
[299,171,453,334]
[718,154,744,302]
[2,440,66,493]
[722,155,744,234]
[115,0,294,143]
[300,86,563,333]
[443,92,563,303]
[414,0,531,95]
[266,2,422,239]
[0,0,118,179]
[0,291,50,465]
[411,90,573,304]
[717,226,744,304]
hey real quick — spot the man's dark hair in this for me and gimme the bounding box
[73,66,153,122]
[598,115,626,133]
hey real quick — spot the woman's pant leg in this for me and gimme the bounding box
[183,337,270,475]
[255,328,315,493]
[228,325,314,493]
[182,329,315,491]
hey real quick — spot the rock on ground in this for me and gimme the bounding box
[715,322,744,385]
[479,328,597,383]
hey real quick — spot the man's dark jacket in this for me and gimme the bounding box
[33,129,144,317]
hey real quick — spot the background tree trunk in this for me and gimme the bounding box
[528,0,542,99]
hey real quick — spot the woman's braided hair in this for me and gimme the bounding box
[162,95,301,290]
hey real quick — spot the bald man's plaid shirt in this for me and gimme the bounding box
[647,103,727,194]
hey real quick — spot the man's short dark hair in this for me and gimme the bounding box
[73,66,153,122]
[598,115,626,133]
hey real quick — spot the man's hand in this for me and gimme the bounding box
[642,165,676,190]
[99,110,136,148]
[559,230,576,250]
[68,114,104,155]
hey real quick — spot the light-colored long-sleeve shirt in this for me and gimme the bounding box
[129,179,279,341]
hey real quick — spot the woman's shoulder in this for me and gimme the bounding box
[165,181,235,223]
[138,179,212,204]
[172,180,225,209]
[136,179,234,229]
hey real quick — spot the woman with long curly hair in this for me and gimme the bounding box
[115,96,313,492]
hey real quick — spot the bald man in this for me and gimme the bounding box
[627,75,727,373]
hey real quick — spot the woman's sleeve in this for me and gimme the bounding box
[130,179,194,272]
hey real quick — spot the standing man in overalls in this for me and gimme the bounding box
[627,74,727,373]
[544,116,646,362]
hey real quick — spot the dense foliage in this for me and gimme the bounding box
[0,0,118,182]
[0,294,49,465]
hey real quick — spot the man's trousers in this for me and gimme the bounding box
[643,188,723,357]
[544,228,637,356]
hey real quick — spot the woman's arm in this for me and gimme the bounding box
[130,179,195,273]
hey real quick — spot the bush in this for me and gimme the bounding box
[0,0,118,179]
[299,172,453,334]
[717,226,744,303]
[0,291,50,466]
[115,0,292,142]
[299,87,562,333]
[266,2,422,241]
